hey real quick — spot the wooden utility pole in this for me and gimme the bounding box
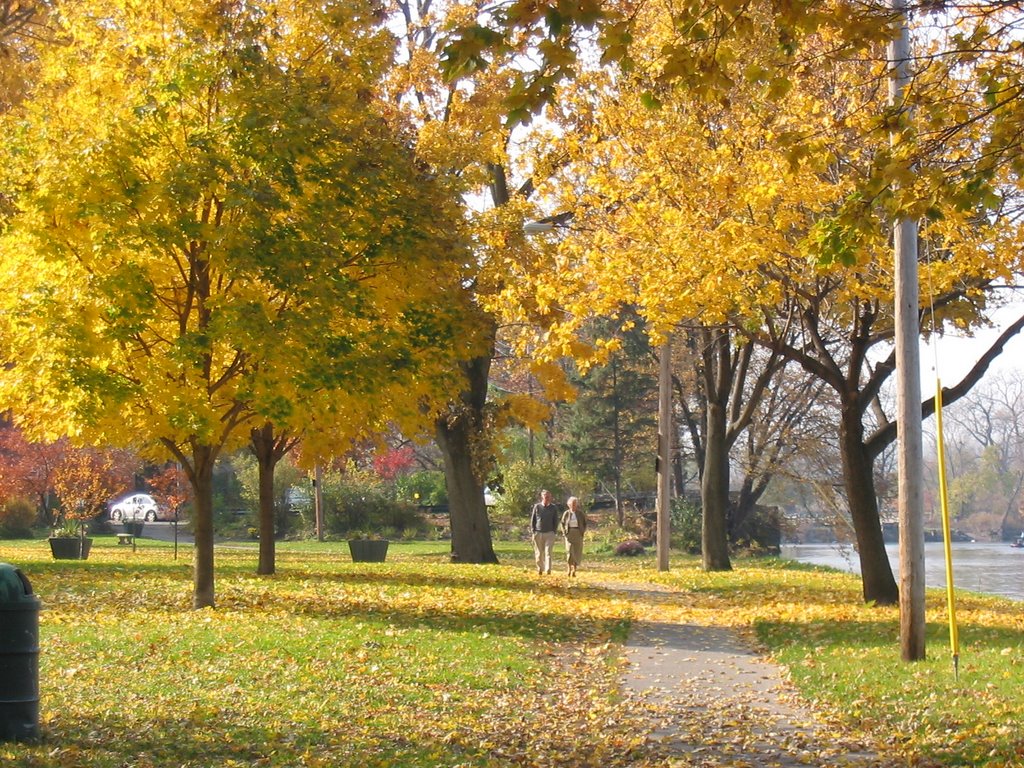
[313,463,325,543]
[656,338,672,571]
[890,0,926,661]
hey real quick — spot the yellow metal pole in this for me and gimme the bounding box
[935,381,960,680]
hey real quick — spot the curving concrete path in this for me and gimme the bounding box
[605,582,894,767]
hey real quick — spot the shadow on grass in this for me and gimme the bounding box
[756,618,897,651]
[756,617,1024,653]
[23,560,619,644]
[211,581,618,643]
[32,703,647,768]
[612,558,1024,640]
[268,563,553,594]
[31,716,470,768]
[22,559,191,576]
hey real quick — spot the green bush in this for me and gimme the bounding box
[208,451,321,540]
[320,463,426,537]
[670,497,701,554]
[0,497,37,538]
[491,460,569,535]
[395,470,447,507]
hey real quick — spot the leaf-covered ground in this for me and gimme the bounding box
[1,541,664,767]
[632,560,1024,767]
[1,539,1022,767]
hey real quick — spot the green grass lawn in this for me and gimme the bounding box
[0,538,644,768]
[0,537,1022,766]
[638,560,1024,767]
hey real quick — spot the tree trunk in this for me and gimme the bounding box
[191,443,217,609]
[251,424,278,576]
[611,358,625,527]
[840,404,899,605]
[613,476,623,527]
[436,341,498,564]
[731,475,757,541]
[702,398,732,570]
[656,339,672,571]
[672,427,687,501]
[437,420,498,563]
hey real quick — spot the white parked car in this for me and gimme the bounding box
[109,493,168,522]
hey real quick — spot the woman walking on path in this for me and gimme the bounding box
[561,496,587,577]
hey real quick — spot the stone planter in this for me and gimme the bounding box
[122,520,145,537]
[347,539,389,562]
[48,537,92,560]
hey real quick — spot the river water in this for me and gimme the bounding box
[780,542,1024,602]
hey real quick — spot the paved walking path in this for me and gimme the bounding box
[603,581,894,767]
[136,522,193,544]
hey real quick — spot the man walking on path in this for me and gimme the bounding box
[529,489,560,575]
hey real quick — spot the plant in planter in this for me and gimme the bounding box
[48,519,92,560]
[49,445,129,560]
[347,532,389,562]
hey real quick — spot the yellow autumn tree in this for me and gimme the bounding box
[495,5,1024,602]
[381,0,581,563]
[0,0,473,607]
[0,0,47,113]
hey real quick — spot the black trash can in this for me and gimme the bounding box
[0,563,40,742]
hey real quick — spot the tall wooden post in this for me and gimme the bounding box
[656,338,672,571]
[314,464,325,543]
[890,0,926,661]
